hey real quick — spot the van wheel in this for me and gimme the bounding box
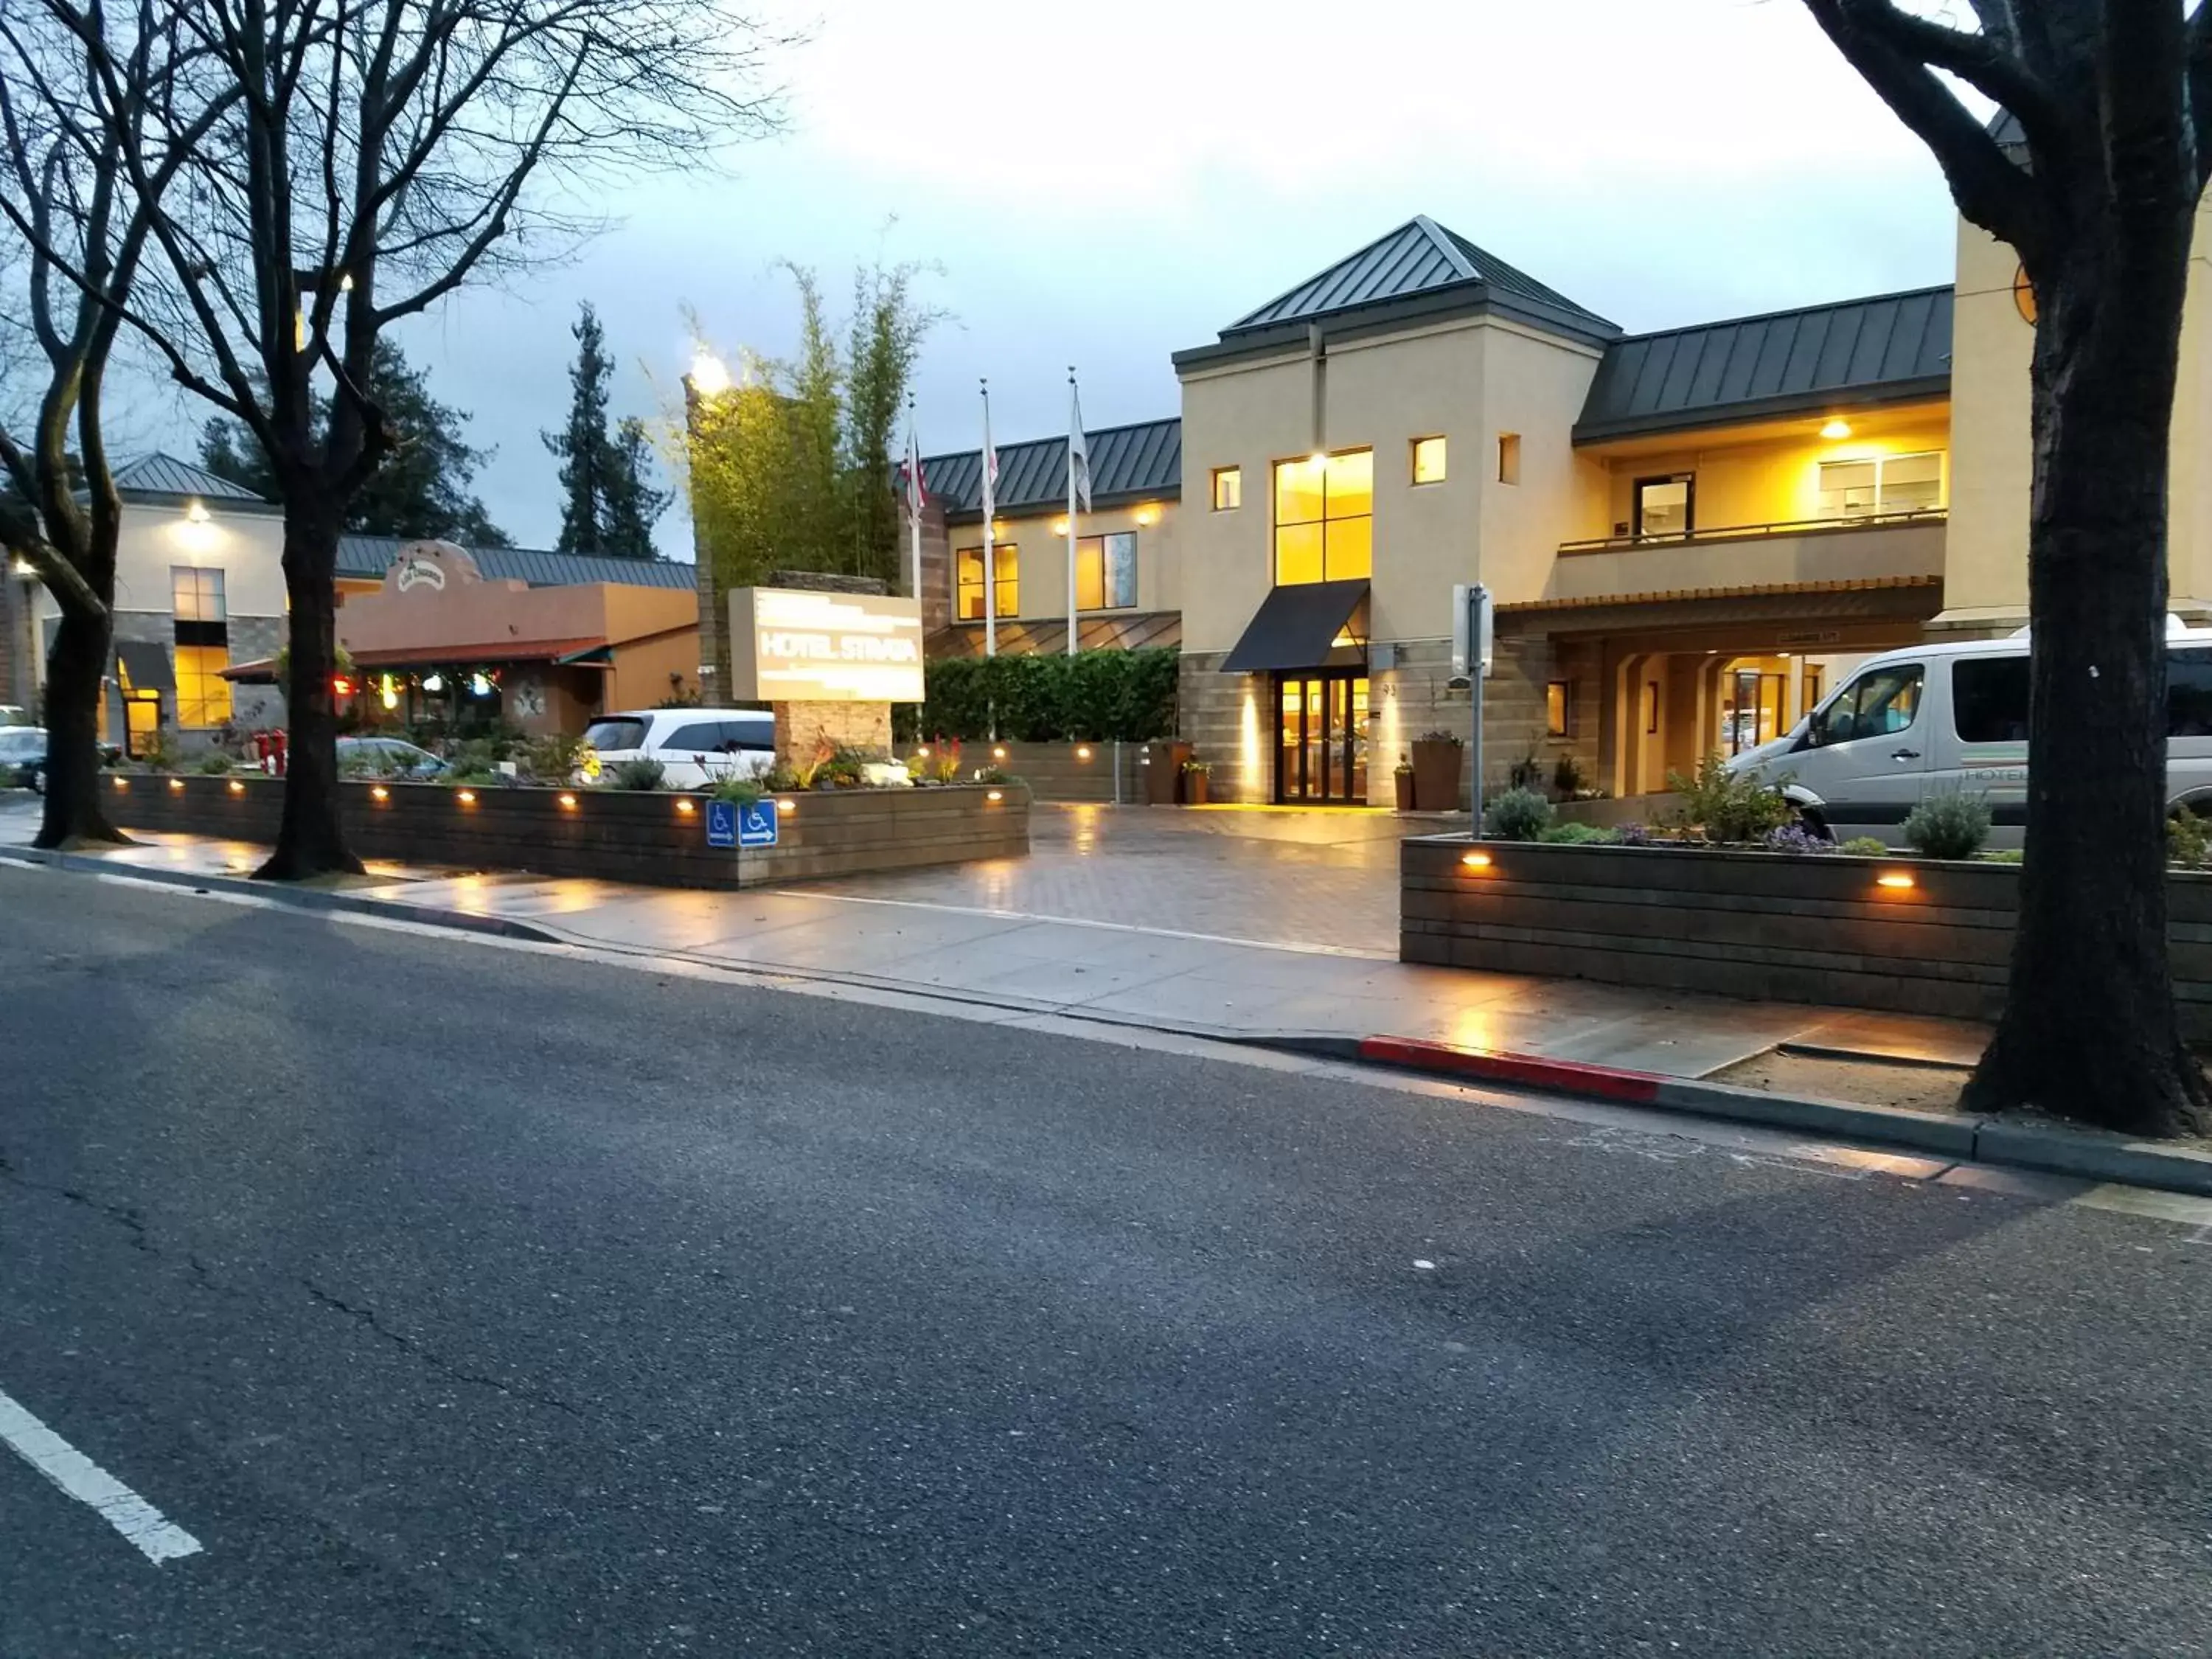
[1793,807,1832,842]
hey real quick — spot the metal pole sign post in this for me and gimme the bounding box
[1450,582,1493,836]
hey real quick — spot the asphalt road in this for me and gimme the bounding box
[3,864,2211,1656]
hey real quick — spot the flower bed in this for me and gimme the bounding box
[101,773,1029,890]
[1401,835,2212,1039]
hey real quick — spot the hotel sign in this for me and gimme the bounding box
[727,586,925,703]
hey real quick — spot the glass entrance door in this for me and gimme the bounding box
[1276,671,1370,804]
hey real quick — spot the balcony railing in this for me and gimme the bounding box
[1559,507,1947,556]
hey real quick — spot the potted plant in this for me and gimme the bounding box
[1410,729,1464,813]
[1393,753,1415,812]
[1182,758,1212,807]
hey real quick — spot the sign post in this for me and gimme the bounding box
[1450,582,1494,836]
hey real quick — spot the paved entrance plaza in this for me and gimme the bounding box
[3,797,1984,1080]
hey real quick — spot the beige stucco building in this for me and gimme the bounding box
[913,158,2212,807]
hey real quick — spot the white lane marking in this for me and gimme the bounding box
[0,1386,203,1564]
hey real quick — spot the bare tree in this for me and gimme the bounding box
[0,5,234,848]
[27,0,783,877]
[1801,0,2211,1135]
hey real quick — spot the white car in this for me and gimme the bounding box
[578,709,776,790]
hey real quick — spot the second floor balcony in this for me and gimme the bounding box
[1548,508,1947,604]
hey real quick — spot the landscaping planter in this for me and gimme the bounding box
[1410,740,1464,813]
[1400,835,2212,1040]
[1146,740,1192,805]
[1394,771,1416,812]
[1183,770,1211,806]
[100,775,1029,890]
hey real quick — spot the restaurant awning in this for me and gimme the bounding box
[221,656,277,685]
[114,639,175,694]
[1219,579,1369,673]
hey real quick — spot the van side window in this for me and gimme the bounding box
[2171,648,2212,737]
[1953,657,2031,743]
[1812,664,1924,747]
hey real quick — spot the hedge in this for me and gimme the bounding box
[918,647,1178,742]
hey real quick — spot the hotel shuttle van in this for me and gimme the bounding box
[1728,623,2212,848]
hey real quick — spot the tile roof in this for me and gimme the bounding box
[1574,285,1954,443]
[113,452,271,503]
[920,417,1180,520]
[1222,215,1615,339]
[334,533,698,590]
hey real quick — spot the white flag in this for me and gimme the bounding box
[981,394,998,521]
[1068,378,1092,514]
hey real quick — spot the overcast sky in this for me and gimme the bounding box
[130,0,1971,557]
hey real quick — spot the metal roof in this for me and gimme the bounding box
[1224,216,1615,339]
[335,532,698,590]
[113,453,270,503]
[921,417,1180,520]
[1573,285,1954,444]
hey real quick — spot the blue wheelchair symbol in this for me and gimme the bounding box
[705,799,738,848]
[737,799,779,848]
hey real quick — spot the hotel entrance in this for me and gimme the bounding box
[1276,670,1369,804]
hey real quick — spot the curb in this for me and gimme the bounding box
[2,845,564,946]
[1349,1034,2212,1197]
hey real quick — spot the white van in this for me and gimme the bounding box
[578,709,776,790]
[1728,622,2212,848]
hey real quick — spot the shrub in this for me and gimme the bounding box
[605,757,667,792]
[1903,790,1992,860]
[1763,823,1834,856]
[816,745,872,788]
[1417,728,1463,746]
[1667,753,1792,844]
[1484,787,1554,841]
[707,773,764,806]
[1537,820,1612,845]
[1553,753,1587,797]
[2171,810,2212,869]
[1613,821,1658,846]
[519,732,585,785]
[1837,836,1890,858]
[441,765,498,787]
[919,647,1178,742]
[1507,751,1545,793]
[194,751,234,776]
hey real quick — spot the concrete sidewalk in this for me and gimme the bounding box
[1,799,1986,1084]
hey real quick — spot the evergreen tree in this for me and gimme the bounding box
[197,340,507,545]
[601,416,671,559]
[544,302,613,554]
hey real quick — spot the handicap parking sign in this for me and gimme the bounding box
[737,799,779,848]
[705,799,738,848]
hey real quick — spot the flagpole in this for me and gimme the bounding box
[981,378,997,659]
[1066,367,1079,658]
[905,394,923,605]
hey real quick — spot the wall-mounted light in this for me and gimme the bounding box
[370,785,389,801]
[675,799,696,815]
[916,745,931,759]
[227,779,246,794]
[1051,518,1069,536]
[776,797,796,815]
[1461,850,1493,869]
[10,557,33,577]
[1876,871,1916,890]
[992,745,1008,761]
[112,776,127,790]
[456,789,477,806]
[1075,745,1093,761]
[987,789,1004,803]
[1820,419,1853,441]
[558,793,578,810]
[1308,451,1328,468]
[167,777,184,792]
[184,499,212,525]
[1134,504,1160,527]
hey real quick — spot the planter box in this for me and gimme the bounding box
[102,774,1029,890]
[1400,835,2212,1040]
[1410,740,1464,813]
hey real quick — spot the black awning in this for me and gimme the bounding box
[114,639,175,694]
[1219,579,1369,673]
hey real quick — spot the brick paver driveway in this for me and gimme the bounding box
[806,804,1435,956]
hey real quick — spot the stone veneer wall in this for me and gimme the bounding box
[775,700,892,769]
[227,616,285,732]
[1175,633,1603,807]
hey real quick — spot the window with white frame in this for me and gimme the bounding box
[1818,451,1944,518]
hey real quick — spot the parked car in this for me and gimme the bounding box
[577,709,776,790]
[0,726,46,793]
[1727,620,2212,848]
[0,705,31,728]
[336,736,447,779]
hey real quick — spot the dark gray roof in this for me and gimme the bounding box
[335,533,697,590]
[921,417,1180,521]
[1574,285,1954,444]
[114,452,270,503]
[1227,216,1615,338]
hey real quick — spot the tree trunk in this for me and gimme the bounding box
[257,497,361,880]
[1964,230,2212,1138]
[32,604,127,849]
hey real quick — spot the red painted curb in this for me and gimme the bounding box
[1355,1035,1666,1104]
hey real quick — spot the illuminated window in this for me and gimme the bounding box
[1273,449,1372,586]
[171,566,226,622]
[1498,433,1522,485]
[173,644,233,728]
[1818,451,1944,518]
[1211,467,1242,511]
[1076,532,1138,611]
[1411,436,1447,485]
[1634,475,1693,538]
[955,543,1018,620]
[1545,680,1572,737]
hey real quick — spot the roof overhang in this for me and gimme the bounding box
[1572,376,1952,448]
[347,638,608,668]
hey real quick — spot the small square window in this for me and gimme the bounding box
[1211,466,1242,511]
[1411,436,1447,486]
[1497,433,1522,486]
[1545,680,1572,737]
